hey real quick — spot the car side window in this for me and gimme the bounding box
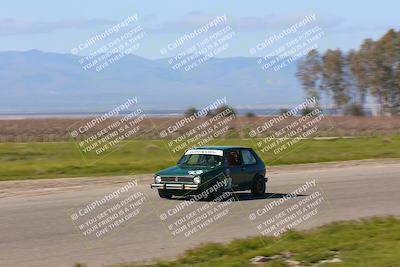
[241,149,257,165]
[227,150,242,167]
[186,154,200,165]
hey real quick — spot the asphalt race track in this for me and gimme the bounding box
[1,160,399,267]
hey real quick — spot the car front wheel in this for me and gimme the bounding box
[205,184,223,201]
[251,176,266,196]
[158,190,173,199]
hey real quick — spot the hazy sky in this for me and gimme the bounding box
[0,0,398,59]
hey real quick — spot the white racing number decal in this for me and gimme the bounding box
[188,170,204,175]
[185,149,223,156]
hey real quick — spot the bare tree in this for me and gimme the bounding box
[296,49,322,106]
[320,49,350,114]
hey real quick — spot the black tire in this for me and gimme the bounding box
[205,184,223,201]
[251,176,266,196]
[158,190,173,199]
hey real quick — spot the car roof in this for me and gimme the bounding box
[193,146,250,151]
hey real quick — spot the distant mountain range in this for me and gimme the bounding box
[0,50,304,113]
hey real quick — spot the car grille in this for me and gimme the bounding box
[161,176,193,182]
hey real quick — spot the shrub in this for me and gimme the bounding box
[184,107,198,117]
[245,112,256,118]
[346,103,365,116]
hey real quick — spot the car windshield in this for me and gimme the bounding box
[178,154,223,167]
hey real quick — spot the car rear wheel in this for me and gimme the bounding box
[251,176,266,196]
[158,190,173,199]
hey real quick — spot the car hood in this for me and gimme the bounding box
[156,165,223,177]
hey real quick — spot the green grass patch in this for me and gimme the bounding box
[1,136,400,181]
[102,217,400,267]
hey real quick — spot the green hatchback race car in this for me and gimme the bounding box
[151,146,268,199]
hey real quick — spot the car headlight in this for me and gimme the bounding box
[193,176,201,185]
[155,176,162,183]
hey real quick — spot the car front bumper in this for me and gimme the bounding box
[151,183,199,190]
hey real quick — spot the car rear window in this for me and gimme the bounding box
[241,149,257,165]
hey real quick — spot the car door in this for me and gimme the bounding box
[225,149,246,190]
[239,148,259,189]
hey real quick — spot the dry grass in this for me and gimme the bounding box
[0,116,399,142]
